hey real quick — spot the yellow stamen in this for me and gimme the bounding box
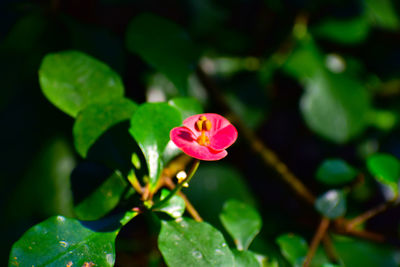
[197,132,210,146]
[203,120,212,131]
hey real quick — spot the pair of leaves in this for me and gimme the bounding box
[9,211,138,267]
[158,200,262,267]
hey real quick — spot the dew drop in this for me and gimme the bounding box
[57,216,65,223]
[215,249,223,255]
[106,254,114,264]
[192,251,203,259]
[221,243,227,247]
[179,221,188,228]
[59,241,68,248]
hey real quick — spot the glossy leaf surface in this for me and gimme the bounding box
[276,233,308,266]
[39,50,124,117]
[232,249,260,267]
[158,218,234,267]
[154,189,186,219]
[73,98,138,157]
[129,103,182,187]
[9,212,137,267]
[219,199,262,250]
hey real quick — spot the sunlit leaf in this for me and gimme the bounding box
[367,153,400,196]
[219,199,262,250]
[154,189,186,219]
[39,50,124,117]
[158,218,234,267]
[168,97,203,120]
[74,171,131,221]
[73,98,138,157]
[9,212,138,267]
[129,103,182,187]
[126,13,200,95]
[276,233,308,266]
[315,190,346,219]
[316,159,358,186]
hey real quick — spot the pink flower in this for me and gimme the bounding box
[170,113,238,161]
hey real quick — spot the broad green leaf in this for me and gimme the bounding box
[219,199,262,250]
[9,211,138,267]
[232,249,260,267]
[129,103,182,187]
[154,189,186,219]
[74,171,130,221]
[39,50,124,117]
[321,264,341,267]
[276,233,308,266]
[300,71,370,143]
[312,16,369,44]
[73,98,138,157]
[316,159,358,186]
[334,236,398,267]
[185,163,256,228]
[158,218,234,267]
[365,0,400,30]
[168,97,203,120]
[367,153,400,196]
[315,190,346,219]
[126,13,200,95]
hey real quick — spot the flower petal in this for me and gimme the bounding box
[209,124,238,151]
[183,113,232,137]
[170,126,228,160]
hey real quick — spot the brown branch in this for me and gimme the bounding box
[322,234,339,264]
[303,217,330,267]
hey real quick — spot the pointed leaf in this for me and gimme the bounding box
[9,212,138,267]
[158,218,234,267]
[73,98,138,157]
[154,189,186,219]
[129,103,182,187]
[168,97,203,120]
[219,199,262,251]
[276,233,308,266]
[74,171,131,221]
[39,50,125,117]
[315,190,346,219]
[367,153,400,196]
[316,159,358,186]
[126,13,200,95]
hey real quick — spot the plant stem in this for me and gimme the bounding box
[152,159,200,210]
[322,234,339,264]
[303,217,330,267]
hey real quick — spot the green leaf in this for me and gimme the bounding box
[315,190,346,219]
[367,153,400,196]
[158,218,234,267]
[321,264,341,267]
[219,199,262,251]
[334,235,398,267]
[154,189,186,219]
[301,71,370,143]
[168,97,203,120]
[312,16,369,44]
[232,249,261,267]
[9,212,138,267]
[39,50,124,117]
[126,13,200,95]
[74,171,130,221]
[276,233,308,266]
[129,103,182,187]
[316,159,358,186]
[73,98,138,157]
[365,0,400,30]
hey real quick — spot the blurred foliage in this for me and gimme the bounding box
[2,0,400,266]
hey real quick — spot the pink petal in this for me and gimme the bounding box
[170,126,228,161]
[183,113,232,137]
[209,124,238,151]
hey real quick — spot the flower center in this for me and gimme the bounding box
[195,116,212,146]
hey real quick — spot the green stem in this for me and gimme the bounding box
[152,159,200,210]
